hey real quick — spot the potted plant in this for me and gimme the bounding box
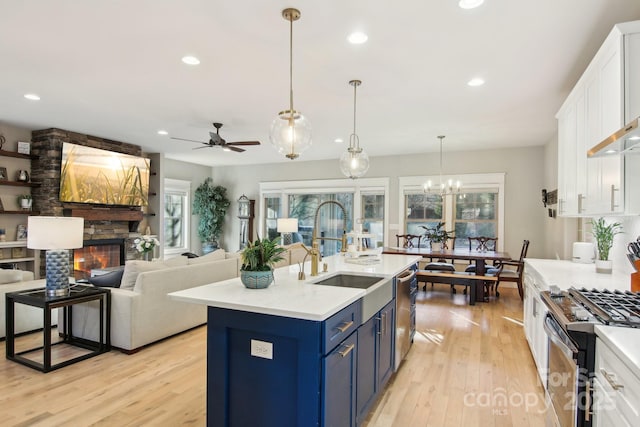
[133,235,160,261]
[17,194,32,211]
[590,217,623,274]
[420,221,454,251]
[240,236,287,289]
[192,178,230,254]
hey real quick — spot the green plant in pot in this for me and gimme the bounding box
[240,236,287,289]
[17,194,33,211]
[420,221,454,250]
[590,217,623,274]
[193,178,230,254]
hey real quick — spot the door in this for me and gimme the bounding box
[378,300,395,388]
[323,332,357,427]
[356,315,377,424]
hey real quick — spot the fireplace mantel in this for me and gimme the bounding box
[64,207,143,222]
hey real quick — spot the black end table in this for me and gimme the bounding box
[5,284,111,372]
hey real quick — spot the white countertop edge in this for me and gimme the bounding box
[594,325,640,378]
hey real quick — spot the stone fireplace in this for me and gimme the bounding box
[73,238,126,279]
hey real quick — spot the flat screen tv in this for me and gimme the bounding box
[59,142,150,207]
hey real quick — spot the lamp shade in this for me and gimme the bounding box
[277,218,299,233]
[27,216,84,250]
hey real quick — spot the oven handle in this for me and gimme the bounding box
[543,314,578,359]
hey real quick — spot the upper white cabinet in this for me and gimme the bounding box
[557,21,640,216]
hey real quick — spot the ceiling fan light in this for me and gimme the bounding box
[269,110,312,159]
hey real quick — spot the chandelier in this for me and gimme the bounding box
[269,8,312,160]
[423,135,462,196]
[339,79,369,178]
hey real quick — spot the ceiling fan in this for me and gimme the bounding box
[171,122,261,153]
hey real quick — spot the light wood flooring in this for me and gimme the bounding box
[0,286,549,426]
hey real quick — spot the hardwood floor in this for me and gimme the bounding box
[0,286,548,426]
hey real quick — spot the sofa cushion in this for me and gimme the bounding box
[163,256,189,267]
[188,248,226,264]
[0,270,23,284]
[120,260,169,290]
[89,269,124,288]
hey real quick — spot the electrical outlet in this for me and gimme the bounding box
[250,339,273,360]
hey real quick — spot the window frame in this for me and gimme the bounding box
[398,173,505,251]
[163,178,191,256]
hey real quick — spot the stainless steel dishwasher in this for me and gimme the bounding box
[395,268,416,370]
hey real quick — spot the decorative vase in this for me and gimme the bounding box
[143,251,152,261]
[202,241,218,255]
[240,269,274,289]
[431,242,442,252]
[595,259,612,274]
[20,199,32,210]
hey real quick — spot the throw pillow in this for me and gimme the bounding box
[88,269,124,288]
[120,260,169,290]
[188,248,226,265]
[0,269,23,284]
[163,256,189,267]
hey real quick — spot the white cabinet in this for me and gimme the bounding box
[0,241,39,277]
[593,337,640,426]
[557,21,640,216]
[523,269,548,388]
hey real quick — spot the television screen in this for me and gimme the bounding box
[59,142,150,207]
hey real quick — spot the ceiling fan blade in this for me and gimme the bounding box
[171,136,208,144]
[226,141,261,146]
[193,145,212,150]
[227,146,245,153]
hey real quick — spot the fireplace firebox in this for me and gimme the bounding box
[73,238,125,279]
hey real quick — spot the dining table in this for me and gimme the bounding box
[382,246,512,302]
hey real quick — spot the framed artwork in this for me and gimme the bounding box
[17,141,30,155]
[16,224,27,240]
[0,167,7,181]
[11,247,26,258]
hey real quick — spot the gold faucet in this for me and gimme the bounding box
[310,200,349,276]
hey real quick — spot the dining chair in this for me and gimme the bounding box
[489,239,530,300]
[396,234,422,249]
[422,236,464,294]
[464,236,498,273]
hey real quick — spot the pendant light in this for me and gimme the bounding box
[339,79,369,179]
[423,135,462,196]
[269,8,312,160]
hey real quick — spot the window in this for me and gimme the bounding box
[163,179,190,255]
[398,174,505,251]
[259,178,389,255]
[453,191,498,249]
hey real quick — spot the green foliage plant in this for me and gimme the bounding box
[589,217,623,261]
[241,236,287,272]
[420,221,454,244]
[192,178,230,245]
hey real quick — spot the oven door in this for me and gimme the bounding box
[544,313,580,427]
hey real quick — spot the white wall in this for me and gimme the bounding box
[213,145,546,259]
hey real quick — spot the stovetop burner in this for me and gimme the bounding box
[570,288,640,327]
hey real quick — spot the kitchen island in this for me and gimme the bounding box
[170,253,421,427]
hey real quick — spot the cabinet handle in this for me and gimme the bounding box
[338,343,355,357]
[610,185,619,211]
[559,199,565,214]
[376,316,382,335]
[600,368,624,390]
[578,194,585,213]
[585,380,591,421]
[335,320,353,333]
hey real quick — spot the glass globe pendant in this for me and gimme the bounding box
[269,8,312,160]
[340,79,369,179]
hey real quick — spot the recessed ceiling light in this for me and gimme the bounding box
[629,136,640,141]
[347,32,368,44]
[181,56,200,65]
[334,138,344,144]
[467,77,485,87]
[459,0,485,9]
[605,149,617,154]
[24,93,40,101]
[157,130,168,135]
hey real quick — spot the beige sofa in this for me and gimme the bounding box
[61,251,242,352]
[0,270,57,339]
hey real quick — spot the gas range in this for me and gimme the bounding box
[541,286,640,334]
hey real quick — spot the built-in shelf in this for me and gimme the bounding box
[0,180,40,188]
[0,210,40,215]
[0,241,27,248]
[0,149,39,160]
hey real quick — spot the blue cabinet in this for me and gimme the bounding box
[356,299,396,425]
[322,331,357,427]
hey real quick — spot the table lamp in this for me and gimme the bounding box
[27,216,84,296]
[277,218,298,245]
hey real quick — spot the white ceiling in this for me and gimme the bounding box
[2,0,640,167]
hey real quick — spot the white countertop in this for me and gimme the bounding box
[169,253,422,321]
[525,258,632,292]
[595,325,640,378]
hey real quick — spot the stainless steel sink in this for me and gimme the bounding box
[311,273,392,323]
[312,273,385,289]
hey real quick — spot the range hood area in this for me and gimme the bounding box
[587,116,640,157]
